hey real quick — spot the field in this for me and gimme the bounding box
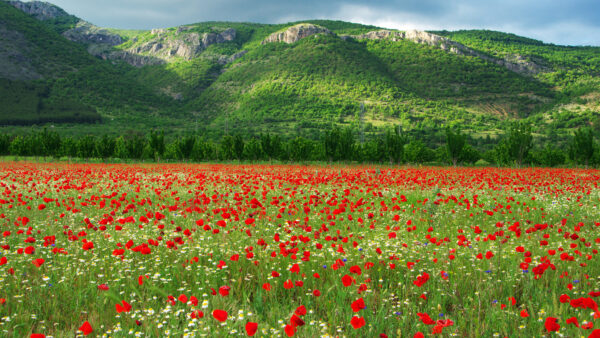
[0,163,599,337]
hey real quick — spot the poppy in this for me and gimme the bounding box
[212,309,228,322]
[245,322,258,336]
[79,321,93,336]
[350,316,366,329]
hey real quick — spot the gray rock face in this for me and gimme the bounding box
[8,0,70,20]
[124,27,237,65]
[63,22,123,46]
[345,29,547,76]
[261,24,332,44]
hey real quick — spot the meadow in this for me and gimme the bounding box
[0,163,599,337]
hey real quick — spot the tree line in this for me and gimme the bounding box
[0,123,598,167]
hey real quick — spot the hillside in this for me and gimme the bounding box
[0,0,599,142]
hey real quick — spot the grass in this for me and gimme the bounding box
[0,163,599,337]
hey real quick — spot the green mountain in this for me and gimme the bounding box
[1,0,599,141]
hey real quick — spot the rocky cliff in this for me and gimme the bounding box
[113,27,237,66]
[8,0,70,20]
[344,29,547,76]
[62,21,123,46]
[261,23,332,44]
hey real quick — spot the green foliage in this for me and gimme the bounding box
[446,127,467,166]
[569,127,596,166]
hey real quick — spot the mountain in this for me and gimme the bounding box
[1,0,599,143]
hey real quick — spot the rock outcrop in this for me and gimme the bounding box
[262,23,332,44]
[343,29,547,76]
[62,21,123,46]
[124,27,237,64]
[8,0,70,20]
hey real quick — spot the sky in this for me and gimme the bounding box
[42,0,600,46]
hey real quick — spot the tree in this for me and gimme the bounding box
[96,135,116,161]
[569,127,595,167]
[323,127,340,162]
[243,138,263,162]
[114,136,129,159]
[220,135,234,160]
[338,127,354,162]
[149,130,165,162]
[126,134,146,160]
[78,135,97,160]
[39,128,61,159]
[178,136,196,161]
[233,134,245,160]
[506,122,532,166]
[446,127,466,166]
[0,133,10,156]
[384,127,406,164]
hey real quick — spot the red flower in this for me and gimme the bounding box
[32,258,45,267]
[295,305,307,316]
[417,313,436,325]
[566,317,580,327]
[544,317,560,332]
[284,279,294,289]
[245,322,258,336]
[97,284,109,291]
[349,265,362,275]
[560,294,571,303]
[520,309,529,317]
[342,274,354,287]
[79,321,93,336]
[290,314,305,328]
[413,272,430,287]
[212,309,228,322]
[414,333,425,338]
[284,324,295,337]
[31,334,45,338]
[218,286,231,296]
[351,298,365,312]
[350,316,366,329]
[262,283,272,291]
[0,257,7,265]
[115,300,132,313]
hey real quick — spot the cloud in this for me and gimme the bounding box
[44,0,600,45]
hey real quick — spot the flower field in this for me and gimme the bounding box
[1,163,600,337]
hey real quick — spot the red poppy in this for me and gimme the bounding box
[350,316,366,329]
[32,258,45,267]
[342,274,354,287]
[97,284,109,291]
[212,309,228,322]
[351,298,365,312]
[245,322,258,336]
[519,309,529,317]
[544,317,560,332]
[295,305,307,316]
[218,286,231,296]
[284,324,295,337]
[79,321,93,336]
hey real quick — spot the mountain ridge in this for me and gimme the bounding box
[1,0,598,143]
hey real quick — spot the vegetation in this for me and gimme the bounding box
[1,1,598,146]
[1,124,598,167]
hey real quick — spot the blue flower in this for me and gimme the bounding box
[342,258,347,262]
[485,270,492,273]
[439,313,444,317]
[323,265,327,269]
[573,280,580,283]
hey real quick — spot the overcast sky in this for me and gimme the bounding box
[42,0,600,46]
